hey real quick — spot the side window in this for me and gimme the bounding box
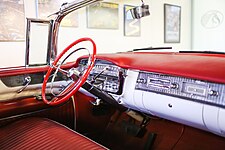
[0,0,26,69]
[0,43,26,69]
[0,19,52,69]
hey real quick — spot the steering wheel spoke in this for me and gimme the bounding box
[51,64,69,75]
[42,37,96,105]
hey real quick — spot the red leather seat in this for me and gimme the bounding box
[0,117,107,150]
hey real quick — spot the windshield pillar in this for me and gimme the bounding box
[49,0,102,61]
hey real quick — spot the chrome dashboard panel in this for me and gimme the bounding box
[78,59,126,95]
[135,72,225,108]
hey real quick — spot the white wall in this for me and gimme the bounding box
[0,0,192,68]
[192,0,225,51]
[57,0,192,53]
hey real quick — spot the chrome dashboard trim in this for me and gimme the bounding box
[135,71,225,108]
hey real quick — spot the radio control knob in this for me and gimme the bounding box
[137,78,146,84]
[209,90,218,96]
[170,83,179,89]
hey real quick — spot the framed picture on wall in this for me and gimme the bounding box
[87,2,119,29]
[124,5,141,36]
[0,0,25,41]
[164,4,181,43]
[38,0,78,27]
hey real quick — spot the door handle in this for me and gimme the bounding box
[17,76,31,93]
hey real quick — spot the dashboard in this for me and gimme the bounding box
[77,52,225,138]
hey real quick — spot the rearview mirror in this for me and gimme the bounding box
[127,4,150,19]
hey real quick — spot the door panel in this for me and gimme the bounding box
[0,65,75,129]
[0,66,70,101]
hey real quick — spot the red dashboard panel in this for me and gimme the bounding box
[80,52,225,84]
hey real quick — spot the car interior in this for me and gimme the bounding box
[0,0,225,149]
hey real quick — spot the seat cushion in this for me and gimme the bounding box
[0,117,107,150]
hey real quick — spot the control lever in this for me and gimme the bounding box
[90,98,102,106]
[82,81,127,111]
[90,66,109,84]
[17,76,31,93]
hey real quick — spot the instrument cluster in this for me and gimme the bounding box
[78,59,126,94]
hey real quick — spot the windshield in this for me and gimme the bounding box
[0,0,224,68]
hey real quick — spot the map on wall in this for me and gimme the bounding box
[0,0,25,41]
[38,0,78,27]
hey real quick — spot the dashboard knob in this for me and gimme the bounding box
[209,90,219,96]
[170,83,179,89]
[137,78,146,84]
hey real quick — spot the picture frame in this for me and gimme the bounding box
[164,4,181,43]
[123,5,141,36]
[86,2,119,29]
[37,0,78,27]
[0,0,25,41]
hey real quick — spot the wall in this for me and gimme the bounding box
[57,0,192,53]
[192,0,225,51]
[0,0,192,68]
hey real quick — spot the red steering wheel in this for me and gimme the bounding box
[42,37,96,105]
